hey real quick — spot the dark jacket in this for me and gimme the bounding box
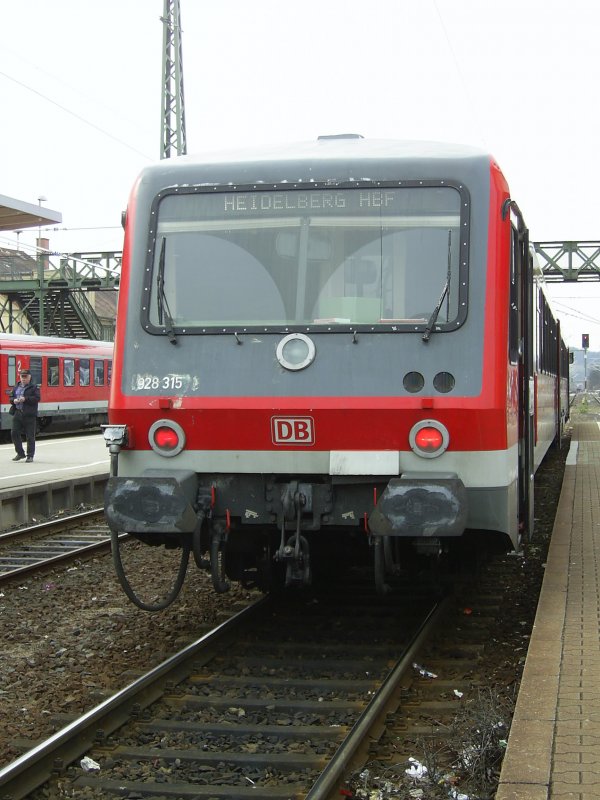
[9,381,40,418]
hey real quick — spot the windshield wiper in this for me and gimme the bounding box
[156,237,177,345]
[422,230,452,343]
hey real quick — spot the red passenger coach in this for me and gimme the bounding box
[103,136,569,609]
[0,333,113,437]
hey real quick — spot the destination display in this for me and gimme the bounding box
[222,190,397,213]
[157,186,461,225]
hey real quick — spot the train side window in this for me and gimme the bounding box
[94,360,105,386]
[79,359,90,386]
[64,359,75,387]
[47,357,59,387]
[107,360,112,385]
[8,356,16,386]
[29,357,42,386]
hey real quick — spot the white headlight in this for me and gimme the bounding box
[276,333,316,371]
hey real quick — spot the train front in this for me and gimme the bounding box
[104,138,514,597]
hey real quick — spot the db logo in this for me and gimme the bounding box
[271,416,315,446]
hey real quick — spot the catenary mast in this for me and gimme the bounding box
[160,0,187,158]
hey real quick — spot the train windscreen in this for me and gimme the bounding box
[146,184,467,331]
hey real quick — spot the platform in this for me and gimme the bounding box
[497,417,600,799]
[0,433,109,528]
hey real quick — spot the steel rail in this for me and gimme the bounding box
[0,590,446,799]
[0,507,103,541]
[0,508,119,583]
[0,595,271,800]
[305,596,451,800]
[0,534,123,584]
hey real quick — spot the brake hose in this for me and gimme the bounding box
[111,530,190,611]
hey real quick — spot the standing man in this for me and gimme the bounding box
[10,369,40,463]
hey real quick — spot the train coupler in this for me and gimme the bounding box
[276,484,311,586]
[277,533,311,587]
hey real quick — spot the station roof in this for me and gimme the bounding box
[0,193,62,232]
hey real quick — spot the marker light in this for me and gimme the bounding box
[416,427,443,451]
[433,371,455,393]
[148,419,185,457]
[409,419,449,458]
[403,371,425,393]
[155,427,178,449]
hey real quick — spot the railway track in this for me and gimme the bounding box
[0,509,115,581]
[0,582,449,800]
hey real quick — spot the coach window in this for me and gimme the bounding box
[79,359,90,386]
[64,359,75,386]
[107,361,112,385]
[47,357,59,387]
[29,357,42,386]
[8,356,16,386]
[94,360,105,386]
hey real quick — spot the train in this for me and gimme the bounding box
[103,136,569,609]
[0,333,113,438]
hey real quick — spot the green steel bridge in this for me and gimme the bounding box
[0,242,599,340]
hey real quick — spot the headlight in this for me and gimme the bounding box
[276,333,316,371]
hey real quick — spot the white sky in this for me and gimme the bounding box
[1,0,599,348]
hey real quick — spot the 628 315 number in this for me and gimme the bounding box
[134,375,184,391]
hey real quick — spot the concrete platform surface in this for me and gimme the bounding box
[497,418,600,800]
[0,432,109,490]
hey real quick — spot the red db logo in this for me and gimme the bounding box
[271,416,315,446]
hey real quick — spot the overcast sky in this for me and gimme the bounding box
[1,0,599,348]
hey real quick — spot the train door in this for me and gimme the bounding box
[509,207,535,540]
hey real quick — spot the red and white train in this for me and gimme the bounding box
[103,136,569,607]
[0,333,113,437]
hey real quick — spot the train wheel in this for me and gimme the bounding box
[374,535,403,594]
[210,529,230,593]
[383,536,402,576]
[373,536,391,595]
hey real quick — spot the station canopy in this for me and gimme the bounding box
[0,193,62,232]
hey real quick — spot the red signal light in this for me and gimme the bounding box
[148,419,185,457]
[415,427,444,453]
[409,420,449,458]
[153,426,179,451]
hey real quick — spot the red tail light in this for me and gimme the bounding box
[148,419,185,457]
[154,426,179,450]
[409,420,449,458]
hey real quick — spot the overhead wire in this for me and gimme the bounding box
[0,67,153,161]
[431,0,488,148]
[1,42,151,137]
[551,302,600,326]
[44,226,122,232]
